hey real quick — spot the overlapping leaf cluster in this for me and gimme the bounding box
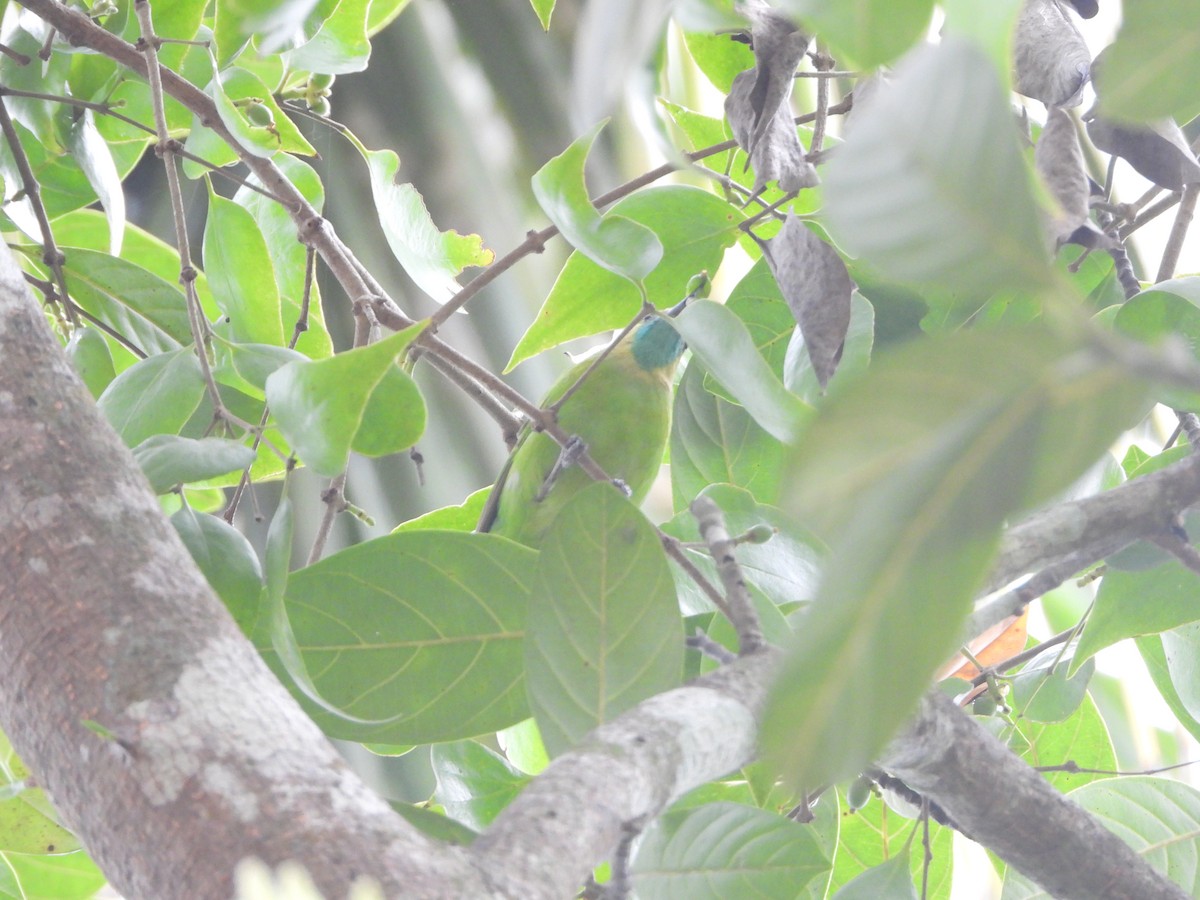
[5,0,1200,896]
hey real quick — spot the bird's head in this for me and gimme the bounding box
[630,309,686,372]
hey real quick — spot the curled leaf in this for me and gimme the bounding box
[741,3,810,153]
[1014,0,1090,107]
[1087,115,1200,192]
[726,70,818,194]
[724,3,816,194]
[764,215,852,389]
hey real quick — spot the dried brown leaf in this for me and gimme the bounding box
[764,215,852,389]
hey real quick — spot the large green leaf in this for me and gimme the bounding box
[0,850,106,900]
[288,0,372,73]
[265,324,426,476]
[532,120,661,284]
[670,361,787,510]
[203,189,285,347]
[777,0,935,69]
[1006,691,1116,794]
[507,186,742,370]
[632,802,831,899]
[822,38,1053,297]
[1076,562,1200,669]
[1095,0,1200,125]
[60,248,191,356]
[1113,278,1200,412]
[170,506,263,635]
[670,300,810,444]
[832,854,918,900]
[525,483,683,756]
[363,147,494,304]
[763,328,1151,789]
[266,531,535,743]
[431,740,529,831]
[97,348,207,447]
[830,794,951,898]
[234,156,334,361]
[1138,635,1200,744]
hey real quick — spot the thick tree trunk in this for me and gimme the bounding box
[0,245,481,899]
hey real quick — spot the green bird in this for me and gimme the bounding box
[478,309,687,547]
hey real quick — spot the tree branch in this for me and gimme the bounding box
[0,244,484,899]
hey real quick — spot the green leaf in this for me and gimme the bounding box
[235,155,334,360]
[532,121,662,284]
[1095,0,1200,125]
[777,0,936,69]
[65,111,124,257]
[215,342,308,400]
[1002,777,1200,897]
[133,435,256,493]
[496,717,549,775]
[265,531,535,743]
[526,483,683,756]
[1138,634,1200,744]
[97,348,206,447]
[1008,692,1116,793]
[670,361,786,509]
[830,792,952,897]
[632,802,831,899]
[1010,653,1094,723]
[940,0,1022,79]
[265,324,427,477]
[1114,278,1200,411]
[431,740,530,830]
[671,300,810,444]
[0,851,106,900]
[507,186,742,370]
[681,31,755,94]
[1077,562,1200,668]
[204,188,286,347]
[786,294,875,404]
[288,0,371,73]
[170,507,263,635]
[832,853,918,900]
[60,247,191,354]
[65,327,116,398]
[659,484,824,617]
[529,0,555,29]
[393,487,490,533]
[391,802,478,846]
[1162,621,1200,722]
[0,790,78,855]
[364,147,494,304]
[765,328,1151,789]
[822,38,1053,297]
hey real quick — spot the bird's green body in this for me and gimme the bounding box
[480,316,686,547]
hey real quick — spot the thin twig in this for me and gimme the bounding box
[1155,182,1198,283]
[134,0,226,425]
[688,496,766,655]
[0,96,78,326]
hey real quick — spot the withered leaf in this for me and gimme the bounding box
[741,3,810,153]
[1087,115,1200,191]
[726,69,819,194]
[764,215,852,389]
[1014,0,1090,108]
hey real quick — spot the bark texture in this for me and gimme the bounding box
[0,244,480,899]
